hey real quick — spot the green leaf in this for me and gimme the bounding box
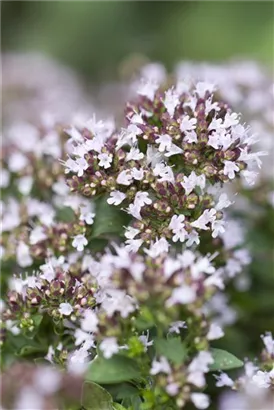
[155,337,187,364]
[112,404,127,410]
[81,381,113,410]
[56,206,75,222]
[91,196,130,238]
[209,348,244,371]
[85,355,141,384]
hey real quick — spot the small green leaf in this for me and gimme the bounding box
[81,381,113,410]
[155,337,187,364]
[209,348,244,371]
[56,206,75,222]
[85,355,141,384]
[91,196,130,238]
[112,404,127,410]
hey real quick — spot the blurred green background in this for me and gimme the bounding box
[2,1,274,82]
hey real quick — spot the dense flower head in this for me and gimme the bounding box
[64,81,263,255]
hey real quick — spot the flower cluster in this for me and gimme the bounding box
[65,80,264,256]
[1,56,273,410]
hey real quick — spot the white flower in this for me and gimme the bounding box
[144,237,169,258]
[212,219,226,238]
[16,242,33,268]
[163,88,180,117]
[18,176,33,195]
[165,144,183,157]
[223,112,239,128]
[191,393,210,409]
[100,337,119,359]
[125,238,144,253]
[188,351,214,373]
[223,160,239,179]
[252,369,274,388]
[180,115,197,133]
[181,171,205,196]
[0,169,10,188]
[187,371,206,388]
[79,210,95,225]
[191,209,216,230]
[166,382,180,396]
[59,302,73,316]
[207,323,224,340]
[241,169,258,186]
[150,356,171,375]
[117,170,133,186]
[168,214,187,243]
[81,310,98,333]
[124,226,140,240]
[169,321,187,334]
[8,152,28,172]
[261,332,274,356]
[98,152,113,169]
[127,203,142,220]
[134,191,152,208]
[139,331,153,352]
[131,167,144,181]
[195,81,216,97]
[29,226,47,245]
[216,193,232,210]
[214,372,234,387]
[186,230,200,247]
[72,234,88,252]
[137,79,159,100]
[155,134,172,152]
[153,163,174,183]
[107,190,126,206]
[184,130,198,144]
[126,147,144,162]
[167,285,196,306]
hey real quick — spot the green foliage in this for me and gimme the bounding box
[209,348,243,371]
[91,196,130,239]
[154,337,187,365]
[85,355,141,385]
[81,381,113,410]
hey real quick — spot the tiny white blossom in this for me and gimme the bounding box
[216,193,232,210]
[107,191,126,206]
[126,147,144,162]
[182,171,205,196]
[100,337,119,359]
[98,152,113,169]
[72,234,88,252]
[131,167,144,181]
[134,191,152,208]
[261,332,274,356]
[155,134,172,152]
[191,393,210,409]
[167,284,196,306]
[223,160,240,179]
[145,237,169,258]
[207,323,224,340]
[163,88,180,117]
[180,115,197,133]
[81,310,98,333]
[165,143,183,157]
[59,302,73,316]
[191,209,216,230]
[29,226,47,245]
[212,219,226,238]
[16,242,33,268]
[137,79,159,100]
[214,372,234,387]
[125,238,144,253]
[150,356,171,375]
[124,226,140,240]
[195,81,216,98]
[184,130,198,144]
[117,170,133,186]
[169,321,187,334]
